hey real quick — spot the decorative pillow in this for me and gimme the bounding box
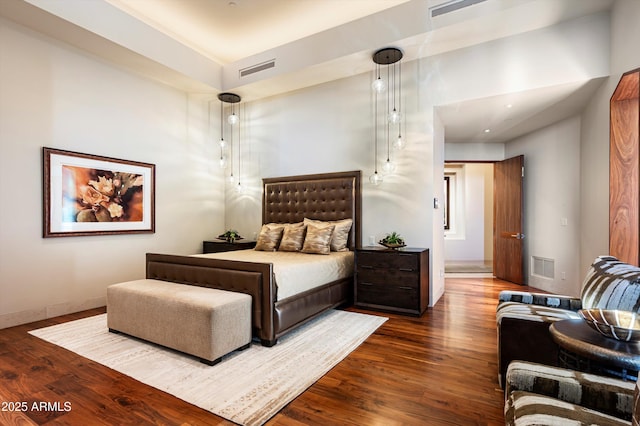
[581,256,640,311]
[254,225,284,251]
[304,218,353,251]
[301,223,335,255]
[278,223,306,252]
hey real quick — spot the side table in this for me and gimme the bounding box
[203,240,256,253]
[549,319,640,381]
[354,247,429,316]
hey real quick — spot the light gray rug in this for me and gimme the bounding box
[30,310,386,426]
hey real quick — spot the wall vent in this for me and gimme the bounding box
[532,256,554,280]
[430,0,487,17]
[239,59,276,78]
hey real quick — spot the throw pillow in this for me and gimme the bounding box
[304,218,353,251]
[278,223,307,252]
[301,223,335,255]
[254,225,284,251]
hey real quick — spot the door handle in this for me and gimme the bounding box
[501,232,525,239]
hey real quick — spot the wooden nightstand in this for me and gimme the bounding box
[355,247,429,316]
[202,240,256,253]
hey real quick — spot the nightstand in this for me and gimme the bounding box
[202,240,256,253]
[354,247,429,316]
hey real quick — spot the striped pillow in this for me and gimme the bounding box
[581,256,640,312]
[301,223,335,255]
[254,225,284,252]
[278,223,306,252]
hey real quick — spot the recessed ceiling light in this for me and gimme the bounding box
[505,104,513,108]
[484,128,491,133]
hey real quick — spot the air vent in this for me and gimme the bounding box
[239,59,276,78]
[532,256,554,279]
[430,0,487,17]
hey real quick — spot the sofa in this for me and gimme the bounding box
[505,361,638,425]
[496,255,640,387]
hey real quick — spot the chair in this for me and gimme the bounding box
[496,255,640,387]
[504,361,638,425]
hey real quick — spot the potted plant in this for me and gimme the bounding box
[379,232,406,249]
[218,229,243,243]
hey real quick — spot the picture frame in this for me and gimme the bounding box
[42,147,155,238]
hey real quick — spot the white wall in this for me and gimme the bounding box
[505,116,582,293]
[580,0,640,277]
[223,59,444,306]
[0,18,225,328]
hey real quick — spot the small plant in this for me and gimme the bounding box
[218,229,242,243]
[379,231,405,246]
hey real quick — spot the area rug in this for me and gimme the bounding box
[29,309,386,425]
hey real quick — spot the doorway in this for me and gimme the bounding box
[444,162,494,276]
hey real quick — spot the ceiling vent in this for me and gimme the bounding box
[430,0,487,17]
[239,59,276,78]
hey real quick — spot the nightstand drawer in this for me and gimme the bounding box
[356,282,418,311]
[357,251,418,271]
[356,268,418,288]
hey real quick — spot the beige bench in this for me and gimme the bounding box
[107,279,252,365]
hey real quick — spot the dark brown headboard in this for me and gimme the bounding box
[262,171,361,250]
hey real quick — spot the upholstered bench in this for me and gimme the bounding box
[107,279,252,365]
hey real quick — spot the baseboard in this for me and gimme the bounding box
[0,296,106,329]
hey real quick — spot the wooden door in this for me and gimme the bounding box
[610,68,640,265]
[494,155,524,284]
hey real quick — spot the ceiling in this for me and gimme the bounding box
[3,0,616,144]
[105,0,411,64]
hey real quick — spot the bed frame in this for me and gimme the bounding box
[146,170,361,346]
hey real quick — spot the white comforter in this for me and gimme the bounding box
[192,250,354,301]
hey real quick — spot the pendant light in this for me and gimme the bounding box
[235,103,243,193]
[371,47,403,182]
[370,82,383,185]
[209,99,227,169]
[217,92,241,183]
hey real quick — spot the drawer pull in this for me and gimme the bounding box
[359,265,374,270]
[360,282,373,286]
[399,268,414,272]
[398,286,413,290]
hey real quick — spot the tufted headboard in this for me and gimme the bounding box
[262,170,362,250]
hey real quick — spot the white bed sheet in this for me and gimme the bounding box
[192,250,354,301]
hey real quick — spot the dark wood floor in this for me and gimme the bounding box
[0,277,536,425]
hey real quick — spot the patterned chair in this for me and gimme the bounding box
[505,361,638,425]
[496,256,640,387]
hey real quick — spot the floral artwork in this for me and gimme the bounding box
[43,148,155,237]
[62,167,143,223]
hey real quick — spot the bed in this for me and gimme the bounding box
[145,170,361,346]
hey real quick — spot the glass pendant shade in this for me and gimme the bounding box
[382,159,396,174]
[235,182,243,193]
[218,156,227,169]
[227,173,235,183]
[393,134,406,150]
[369,171,383,185]
[219,138,227,148]
[228,113,239,125]
[388,108,402,124]
[372,77,386,93]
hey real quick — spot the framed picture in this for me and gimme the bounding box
[42,147,155,238]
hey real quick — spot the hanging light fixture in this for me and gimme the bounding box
[235,103,244,193]
[371,47,403,182]
[370,79,383,185]
[217,92,241,183]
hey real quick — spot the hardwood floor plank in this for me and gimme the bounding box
[0,277,537,425]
